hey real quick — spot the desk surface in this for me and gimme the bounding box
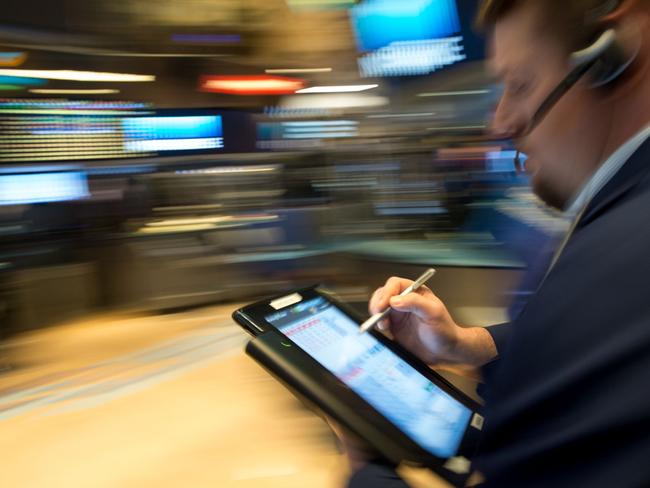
[338,239,523,269]
[117,227,525,269]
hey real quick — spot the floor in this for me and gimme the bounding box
[0,304,452,488]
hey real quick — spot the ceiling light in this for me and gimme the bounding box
[171,34,241,44]
[287,0,355,9]
[281,94,388,110]
[367,112,435,119]
[427,125,487,130]
[29,89,120,95]
[296,84,378,94]
[176,166,279,175]
[284,132,357,139]
[417,90,490,97]
[281,120,357,127]
[265,68,333,74]
[0,69,155,82]
[284,127,357,133]
[0,43,228,58]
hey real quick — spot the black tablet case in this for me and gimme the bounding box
[245,329,472,486]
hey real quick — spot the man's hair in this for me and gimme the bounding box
[476,0,625,52]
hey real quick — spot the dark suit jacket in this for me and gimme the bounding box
[475,137,650,487]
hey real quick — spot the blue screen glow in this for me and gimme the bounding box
[122,115,224,152]
[351,0,461,52]
[0,170,89,205]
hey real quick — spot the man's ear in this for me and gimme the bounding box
[596,0,639,23]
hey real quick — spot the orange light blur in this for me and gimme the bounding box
[199,75,305,95]
[0,52,27,67]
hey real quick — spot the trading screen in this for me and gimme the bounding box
[266,296,472,459]
[0,100,226,163]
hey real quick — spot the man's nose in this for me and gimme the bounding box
[489,97,524,139]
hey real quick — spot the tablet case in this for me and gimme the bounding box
[245,329,473,486]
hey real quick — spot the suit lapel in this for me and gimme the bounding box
[578,137,650,228]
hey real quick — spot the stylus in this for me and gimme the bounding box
[358,268,436,334]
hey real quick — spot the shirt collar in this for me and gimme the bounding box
[565,123,650,216]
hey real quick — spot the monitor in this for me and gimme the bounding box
[351,0,483,77]
[122,115,224,153]
[0,167,89,205]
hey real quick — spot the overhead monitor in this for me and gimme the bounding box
[0,102,256,163]
[122,115,224,153]
[351,0,483,77]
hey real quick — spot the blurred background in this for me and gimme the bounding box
[0,1,567,487]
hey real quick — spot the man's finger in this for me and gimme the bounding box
[389,292,442,322]
[368,287,387,315]
[384,276,414,295]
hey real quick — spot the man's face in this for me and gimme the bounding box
[490,3,611,210]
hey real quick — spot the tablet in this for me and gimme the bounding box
[233,286,483,473]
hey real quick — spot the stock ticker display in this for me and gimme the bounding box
[0,100,226,163]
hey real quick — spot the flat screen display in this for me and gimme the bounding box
[350,0,483,77]
[122,115,224,152]
[0,169,89,205]
[266,296,473,459]
[352,0,461,52]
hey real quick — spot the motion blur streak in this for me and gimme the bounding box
[0,1,558,487]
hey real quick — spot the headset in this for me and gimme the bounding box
[513,0,638,167]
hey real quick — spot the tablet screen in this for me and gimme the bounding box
[265,296,473,458]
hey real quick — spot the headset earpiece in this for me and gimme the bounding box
[570,28,637,87]
[588,37,635,86]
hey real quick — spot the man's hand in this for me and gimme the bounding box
[326,418,381,471]
[369,277,498,368]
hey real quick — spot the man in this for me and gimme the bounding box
[344,0,650,486]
